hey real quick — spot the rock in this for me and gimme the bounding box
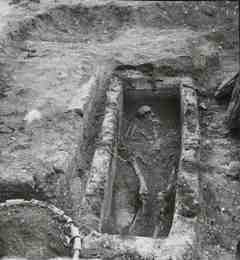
[0,124,13,134]
[226,161,240,180]
[215,71,239,99]
[229,161,240,170]
[23,109,42,124]
[137,105,152,117]
[199,102,207,110]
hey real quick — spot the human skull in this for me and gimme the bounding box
[137,105,152,117]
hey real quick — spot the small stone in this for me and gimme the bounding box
[24,109,42,124]
[226,161,240,180]
[204,140,211,146]
[199,102,207,110]
[30,199,40,206]
[229,161,240,171]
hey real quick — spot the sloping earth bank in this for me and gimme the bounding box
[0,1,239,259]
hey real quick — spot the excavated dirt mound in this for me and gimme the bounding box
[0,204,69,259]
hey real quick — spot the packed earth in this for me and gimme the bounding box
[0,1,239,260]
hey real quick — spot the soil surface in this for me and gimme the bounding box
[0,0,239,259]
[198,54,240,259]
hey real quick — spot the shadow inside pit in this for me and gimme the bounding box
[229,128,240,139]
[103,86,181,238]
[236,241,240,260]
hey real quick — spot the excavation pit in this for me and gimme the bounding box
[105,89,181,238]
[82,72,200,258]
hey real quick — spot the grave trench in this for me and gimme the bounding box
[81,66,183,239]
[81,70,200,258]
[103,83,181,238]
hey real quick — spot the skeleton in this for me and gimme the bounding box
[153,167,177,238]
[130,156,149,212]
[121,105,165,234]
[128,156,149,233]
